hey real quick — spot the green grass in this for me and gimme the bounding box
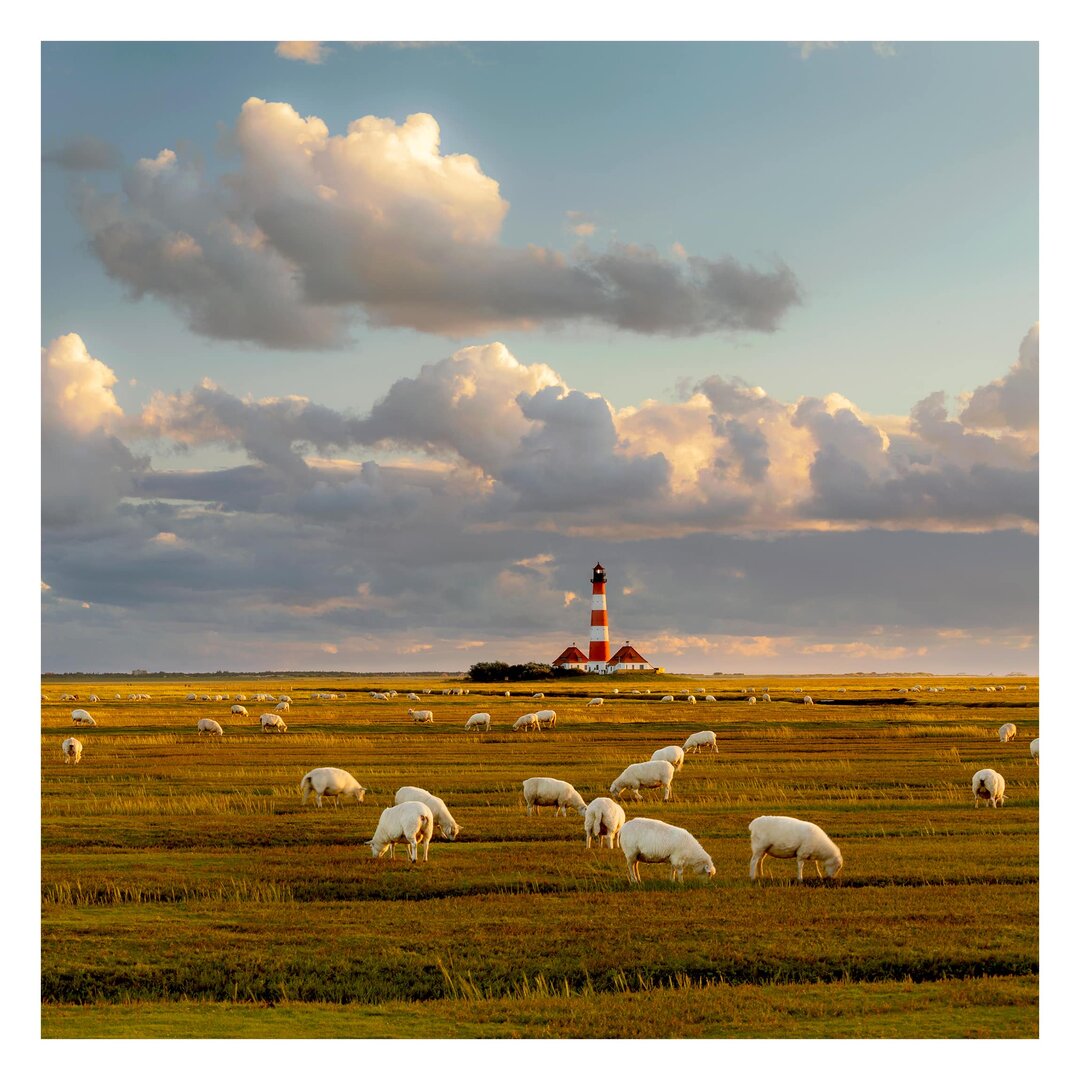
[41,675,1039,1037]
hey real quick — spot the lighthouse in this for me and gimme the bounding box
[588,562,611,671]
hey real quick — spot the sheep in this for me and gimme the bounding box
[388,690,399,698]
[998,722,1017,743]
[71,709,97,727]
[465,712,491,732]
[41,694,49,702]
[114,694,121,699]
[408,708,435,724]
[395,786,460,839]
[88,694,100,702]
[513,712,541,732]
[522,777,587,816]
[369,801,433,863]
[803,695,814,706]
[1019,685,1027,691]
[371,692,389,702]
[536,708,557,729]
[300,767,366,809]
[619,818,715,884]
[185,692,197,702]
[682,730,717,754]
[586,697,604,707]
[972,768,1007,808]
[651,745,685,772]
[610,760,675,802]
[761,693,771,703]
[231,704,248,716]
[1030,738,1039,762]
[748,816,843,883]
[660,695,675,703]
[260,714,288,733]
[686,695,697,704]
[59,693,76,702]
[532,692,545,699]
[234,694,247,701]
[275,701,291,713]
[61,737,83,765]
[583,797,626,850]
[278,695,292,703]
[503,691,511,698]
[197,718,224,736]
[407,693,421,702]
[214,695,224,702]
[747,696,757,705]
[704,695,716,702]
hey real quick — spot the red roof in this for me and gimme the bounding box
[552,645,589,665]
[609,644,650,666]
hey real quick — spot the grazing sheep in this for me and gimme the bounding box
[1018,685,1027,691]
[71,709,97,727]
[749,816,843,883]
[682,730,718,754]
[686,695,697,704]
[704,695,716,702]
[278,695,292,703]
[371,692,389,702]
[260,714,288,733]
[761,694,771,703]
[234,694,247,702]
[214,695,224,702]
[408,709,435,724]
[610,760,675,802]
[803,695,814,705]
[972,768,1007,808]
[583,797,626,850]
[503,691,511,697]
[586,697,604,707]
[513,712,541,732]
[185,692,197,701]
[275,701,291,712]
[300,767,366,809]
[407,693,421,702]
[536,708,557,729]
[61,737,83,765]
[651,745,685,772]
[395,786,460,839]
[231,704,248,716]
[197,718,224,736]
[998,722,1017,743]
[1030,738,1039,762]
[369,801,433,863]
[88,694,100,703]
[198,695,211,702]
[747,696,757,705]
[522,777,587,817]
[465,712,491,732]
[59,693,76,702]
[660,695,675,703]
[532,692,545,699]
[620,818,715,884]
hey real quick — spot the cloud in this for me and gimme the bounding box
[275,42,329,64]
[960,324,1038,433]
[73,97,801,346]
[798,42,839,59]
[43,135,121,171]
[565,210,596,237]
[872,43,897,58]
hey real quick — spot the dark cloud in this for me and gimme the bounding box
[43,135,121,171]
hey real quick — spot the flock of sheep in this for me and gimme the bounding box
[50,685,1037,883]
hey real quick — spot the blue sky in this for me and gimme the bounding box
[40,40,1039,673]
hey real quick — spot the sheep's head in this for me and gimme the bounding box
[442,822,460,840]
[824,854,843,880]
[353,786,367,805]
[370,840,388,859]
[696,857,716,879]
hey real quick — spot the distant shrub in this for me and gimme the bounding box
[467,661,588,682]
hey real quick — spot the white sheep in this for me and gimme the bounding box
[185,692,197,702]
[682,730,717,754]
[231,704,248,716]
[686,695,697,704]
[1030,738,1039,762]
[465,712,491,732]
[803,695,814,705]
[371,692,389,702]
[275,701,291,712]
[395,786,460,839]
[583,797,626,850]
[998,722,1017,743]
[586,697,604,707]
[71,709,97,727]
[532,692,545,699]
[749,816,843,883]
[620,818,715,883]
[610,760,675,802]
[88,694,99,702]
[278,695,292,703]
[651,745,685,772]
[536,708,557,729]
[61,737,83,765]
[300,767,366,808]
[260,714,288,733]
[408,708,435,724]
[214,695,224,702]
[59,693,76,702]
[704,695,716,702]
[972,768,1007,808]
[660,695,675,703]
[761,693,771,703]
[234,694,247,702]
[197,718,224,736]
[513,712,541,732]
[747,696,757,705]
[369,801,433,863]
[407,693,421,702]
[522,777,587,816]
[503,691,511,697]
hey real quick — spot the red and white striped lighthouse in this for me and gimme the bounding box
[588,562,610,669]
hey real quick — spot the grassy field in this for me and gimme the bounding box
[41,675,1039,1038]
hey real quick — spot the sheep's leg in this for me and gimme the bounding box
[632,790,643,802]
[585,833,592,850]
[814,861,823,880]
[408,840,417,864]
[796,859,805,882]
[422,834,430,862]
[389,842,395,861]
[663,784,672,802]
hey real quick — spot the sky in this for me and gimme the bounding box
[40,39,1039,675]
